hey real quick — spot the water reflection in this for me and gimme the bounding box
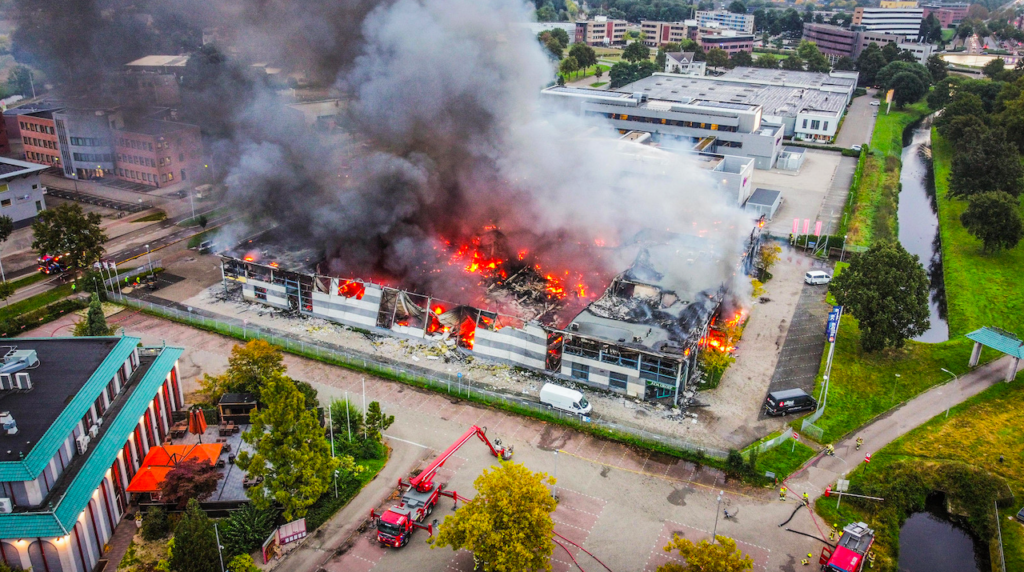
[898,117,949,342]
[899,499,987,572]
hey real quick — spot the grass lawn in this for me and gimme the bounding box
[0,282,75,321]
[7,272,48,291]
[133,210,167,223]
[590,82,608,87]
[816,380,1024,571]
[561,64,610,83]
[932,131,1024,338]
[745,436,817,480]
[845,100,930,246]
[942,29,955,42]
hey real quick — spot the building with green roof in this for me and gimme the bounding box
[0,337,183,572]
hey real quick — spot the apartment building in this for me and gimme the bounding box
[113,120,203,188]
[695,10,756,34]
[0,158,47,227]
[0,338,184,572]
[641,21,689,47]
[852,6,924,38]
[575,16,628,45]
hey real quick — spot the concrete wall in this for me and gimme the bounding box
[0,171,45,227]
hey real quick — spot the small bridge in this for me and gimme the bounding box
[967,327,1023,382]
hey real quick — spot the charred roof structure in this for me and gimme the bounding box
[220,220,763,403]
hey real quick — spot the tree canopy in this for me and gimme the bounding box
[74,292,115,336]
[730,50,753,67]
[623,40,651,63]
[568,43,597,71]
[926,54,948,83]
[200,339,286,403]
[236,373,345,520]
[796,41,830,72]
[960,191,1024,253]
[856,43,888,86]
[830,242,930,352]
[705,47,729,70]
[657,534,753,572]
[874,61,931,92]
[608,60,658,88]
[31,203,106,270]
[431,462,557,572]
[890,71,928,107]
[169,499,220,572]
[781,54,804,71]
[160,458,222,509]
[753,54,778,69]
[949,127,1024,198]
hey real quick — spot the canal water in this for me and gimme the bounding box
[897,117,949,343]
[898,497,987,572]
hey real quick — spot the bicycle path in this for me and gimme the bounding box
[784,355,1012,500]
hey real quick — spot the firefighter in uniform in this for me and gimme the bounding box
[867,550,875,568]
[826,443,835,456]
[802,491,809,505]
[780,486,787,501]
[856,437,864,450]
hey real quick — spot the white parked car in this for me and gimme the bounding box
[870,101,880,107]
[804,270,832,285]
[851,145,862,152]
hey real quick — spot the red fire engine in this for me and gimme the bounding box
[369,425,513,548]
[819,522,875,572]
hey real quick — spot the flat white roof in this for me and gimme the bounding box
[125,55,190,68]
[0,157,47,180]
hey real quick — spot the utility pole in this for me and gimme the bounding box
[214,523,226,572]
[552,450,559,500]
[145,244,155,278]
[345,390,351,442]
[362,377,367,440]
[941,368,958,418]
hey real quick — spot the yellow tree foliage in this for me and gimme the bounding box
[431,462,557,572]
[657,535,753,572]
[758,243,782,274]
[199,339,286,403]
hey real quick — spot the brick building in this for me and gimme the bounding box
[700,33,755,55]
[921,4,968,27]
[575,17,628,45]
[640,21,689,47]
[6,108,62,167]
[113,120,203,188]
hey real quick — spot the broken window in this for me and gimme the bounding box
[570,362,590,380]
[600,346,640,369]
[254,286,267,301]
[564,335,600,359]
[609,371,628,389]
[337,280,366,299]
[640,355,679,389]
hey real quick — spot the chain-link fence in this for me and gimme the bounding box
[800,413,825,442]
[754,430,795,454]
[111,294,730,460]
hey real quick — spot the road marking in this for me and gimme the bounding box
[383,435,430,449]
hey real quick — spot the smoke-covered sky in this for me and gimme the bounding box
[13,0,753,308]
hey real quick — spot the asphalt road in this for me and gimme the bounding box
[833,88,878,149]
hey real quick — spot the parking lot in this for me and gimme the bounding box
[762,280,832,417]
[28,311,826,571]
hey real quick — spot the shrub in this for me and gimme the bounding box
[219,504,277,560]
[141,506,169,541]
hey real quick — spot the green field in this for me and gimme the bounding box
[0,282,75,321]
[846,101,931,246]
[932,131,1024,338]
[941,29,955,42]
[816,380,1024,571]
[7,272,48,290]
[747,438,816,480]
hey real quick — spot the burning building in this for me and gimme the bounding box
[220,219,763,402]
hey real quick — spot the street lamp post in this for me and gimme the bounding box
[145,244,155,278]
[941,368,958,418]
[553,451,559,500]
[213,523,226,572]
[711,490,724,544]
[188,188,196,222]
[891,373,901,404]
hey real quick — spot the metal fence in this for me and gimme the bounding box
[754,429,795,454]
[111,294,730,460]
[800,412,825,442]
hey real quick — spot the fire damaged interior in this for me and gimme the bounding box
[220,219,764,403]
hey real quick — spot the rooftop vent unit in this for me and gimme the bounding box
[0,350,38,376]
[76,434,90,455]
[0,412,16,435]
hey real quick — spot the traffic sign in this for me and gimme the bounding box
[836,479,850,492]
[793,432,799,440]
[826,306,842,343]
[864,453,872,464]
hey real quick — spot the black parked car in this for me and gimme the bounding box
[764,388,817,416]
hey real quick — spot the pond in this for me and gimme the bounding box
[897,117,948,343]
[941,54,1020,68]
[899,498,988,572]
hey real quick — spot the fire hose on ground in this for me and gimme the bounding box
[777,503,805,527]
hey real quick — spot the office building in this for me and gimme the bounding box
[53,109,119,180]
[5,105,64,168]
[0,338,184,572]
[852,6,924,38]
[575,17,628,45]
[802,23,933,62]
[700,32,755,55]
[696,10,756,34]
[112,120,203,188]
[921,4,968,27]
[122,56,192,107]
[664,52,706,75]
[641,21,689,47]
[0,158,47,227]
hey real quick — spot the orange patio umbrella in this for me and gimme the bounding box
[188,408,209,442]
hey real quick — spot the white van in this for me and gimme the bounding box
[804,270,831,285]
[539,383,592,416]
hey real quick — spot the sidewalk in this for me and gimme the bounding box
[784,355,1011,500]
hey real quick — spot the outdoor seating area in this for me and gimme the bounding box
[153,411,256,502]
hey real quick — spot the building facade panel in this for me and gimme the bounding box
[695,10,755,34]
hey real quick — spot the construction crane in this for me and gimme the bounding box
[369,425,513,548]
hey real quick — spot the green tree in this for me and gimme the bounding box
[295,379,319,409]
[754,54,778,69]
[140,506,169,541]
[431,462,557,572]
[169,499,219,572]
[856,42,888,86]
[890,71,928,107]
[730,50,753,67]
[728,0,747,13]
[656,49,667,70]
[875,61,931,91]
[781,54,804,70]
[623,40,651,63]
[950,128,1024,198]
[160,458,222,509]
[226,555,260,572]
[706,47,729,70]
[657,535,753,572]
[935,92,985,137]
[926,53,948,82]
[0,281,14,306]
[797,41,830,72]
[983,58,1006,80]
[834,56,856,71]
[236,373,343,521]
[198,214,209,229]
[199,339,286,404]
[220,504,277,559]
[548,28,569,49]
[31,203,107,270]
[6,65,32,97]
[960,191,1024,252]
[568,43,597,73]
[545,38,563,60]
[559,55,578,79]
[881,41,900,63]
[362,401,394,442]
[940,115,988,148]
[74,292,114,336]
[535,4,557,22]
[830,242,930,352]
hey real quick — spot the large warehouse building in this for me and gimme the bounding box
[542,68,858,166]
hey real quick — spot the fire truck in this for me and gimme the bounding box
[819,522,875,572]
[37,254,69,275]
[370,425,513,548]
